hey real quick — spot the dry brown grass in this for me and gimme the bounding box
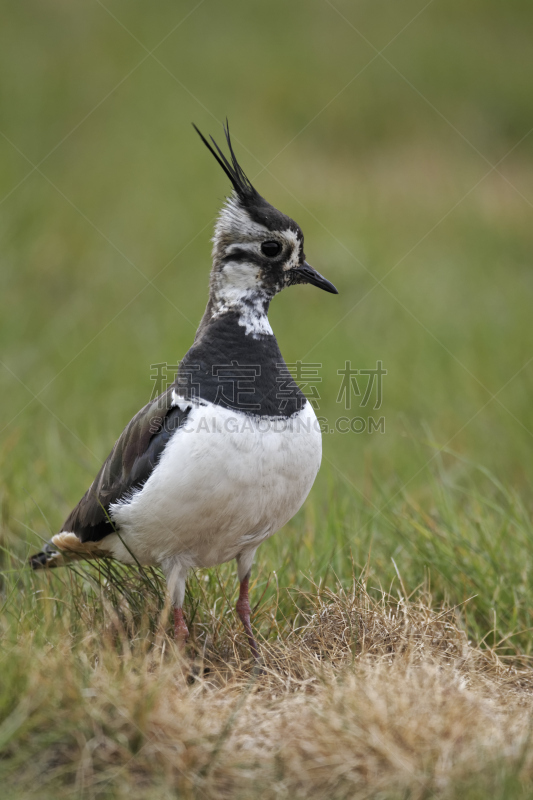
[4,577,533,799]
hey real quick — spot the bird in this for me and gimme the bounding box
[29,122,338,660]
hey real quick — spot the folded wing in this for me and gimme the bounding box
[61,387,191,543]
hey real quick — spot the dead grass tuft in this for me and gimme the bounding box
[4,572,533,798]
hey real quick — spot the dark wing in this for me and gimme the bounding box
[61,387,191,543]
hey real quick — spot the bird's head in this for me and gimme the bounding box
[194,123,338,325]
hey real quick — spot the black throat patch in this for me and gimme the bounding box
[174,313,306,417]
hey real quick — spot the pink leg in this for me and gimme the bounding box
[236,574,260,661]
[173,607,189,644]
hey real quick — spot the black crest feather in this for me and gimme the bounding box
[193,120,258,202]
[193,120,301,234]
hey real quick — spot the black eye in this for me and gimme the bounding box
[261,240,282,258]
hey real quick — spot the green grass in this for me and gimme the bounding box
[2,0,533,796]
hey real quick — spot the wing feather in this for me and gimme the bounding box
[61,388,191,543]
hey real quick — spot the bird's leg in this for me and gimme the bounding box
[173,607,189,644]
[162,558,189,647]
[236,572,260,661]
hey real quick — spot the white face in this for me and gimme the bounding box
[209,196,304,338]
[212,194,270,248]
[212,196,303,292]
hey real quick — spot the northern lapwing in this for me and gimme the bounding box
[30,123,338,659]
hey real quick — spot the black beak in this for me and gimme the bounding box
[298,261,338,294]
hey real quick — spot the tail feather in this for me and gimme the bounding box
[29,532,107,569]
[29,541,67,569]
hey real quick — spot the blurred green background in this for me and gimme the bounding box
[1,0,533,640]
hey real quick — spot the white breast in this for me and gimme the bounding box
[104,400,322,568]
